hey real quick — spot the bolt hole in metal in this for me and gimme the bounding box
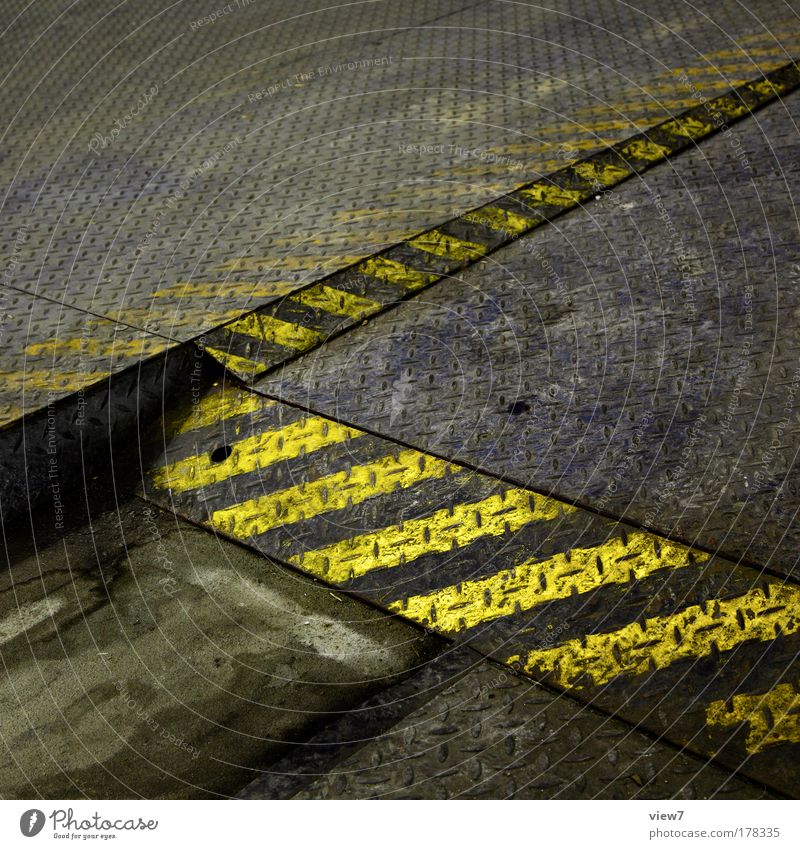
[210,445,233,463]
[507,401,530,415]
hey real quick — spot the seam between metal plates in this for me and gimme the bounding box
[140,382,800,794]
[198,59,800,382]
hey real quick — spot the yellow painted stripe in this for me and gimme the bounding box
[707,683,800,754]
[519,182,588,207]
[166,389,273,438]
[291,489,576,583]
[358,256,438,291]
[390,532,707,635]
[569,160,632,188]
[462,206,539,236]
[619,137,672,162]
[152,416,360,493]
[407,229,488,262]
[151,280,302,299]
[203,345,265,379]
[290,284,382,320]
[212,448,459,539]
[0,369,110,394]
[24,337,167,359]
[225,312,325,350]
[510,583,800,689]
[660,115,713,140]
[216,255,363,273]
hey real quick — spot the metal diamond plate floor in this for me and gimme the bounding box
[4,0,800,423]
[259,87,800,578]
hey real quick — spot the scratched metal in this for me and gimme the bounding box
[4,0,800,352]
[276,653,777,800]
[259,90,800,578]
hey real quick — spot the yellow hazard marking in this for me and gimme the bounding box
[747,78,784,97]
[152,416,361,493]
[519,183,587,207]
[166,389,273,438]
[509,583,800,689]
[408,229,487,262]
[462,207,539,236]
[0,369,110,394]
[151,280,303,299]
[203,345,265,379]
[390,532,707,635]
[706,683,800,754]
[290,284,382,320]
[225,313,325,350]
[713,95,750,119]
[358,256,439,291]
[619,138,672,162]
[569,160,632,188]
[216,255,363,273]
[292,489,575,583]
[212,449,459,539]
[660,116,712,139]
[24,337,167,359]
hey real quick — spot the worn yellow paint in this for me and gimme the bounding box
[105,306,247,330]
[292,488,575,583]
[225,312,325,350]
[1,369,110,394]
[212,449,459,538]
[152,416,361,493]
[216,255,363,273]
[660,115,712,139]
[151,280,302,299]
[290,284,382,319]
[24,337,167,359]
[358,256,439,291]
[509,583,800,689]
[203,345,265,379]
[408,229,487,262]
[519,183,587,207]
[706,683,800,754]
[390,532,706,635]
[166,389,273,438]
[569,160,632,188]
[462,206,539,236]
[747,78,785,97]
[711,95,751,119]
[620,138,672,162]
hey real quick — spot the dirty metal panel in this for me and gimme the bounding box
[0,288,173,428]
[259,89,800,579]
[203,61,800,380]
[5,0,800,346]
[142,381,800,795]
[281,653,777,800]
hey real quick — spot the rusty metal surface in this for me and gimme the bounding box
[283,654,777,800]
[259,90,800,579]
[141,379,800,795]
